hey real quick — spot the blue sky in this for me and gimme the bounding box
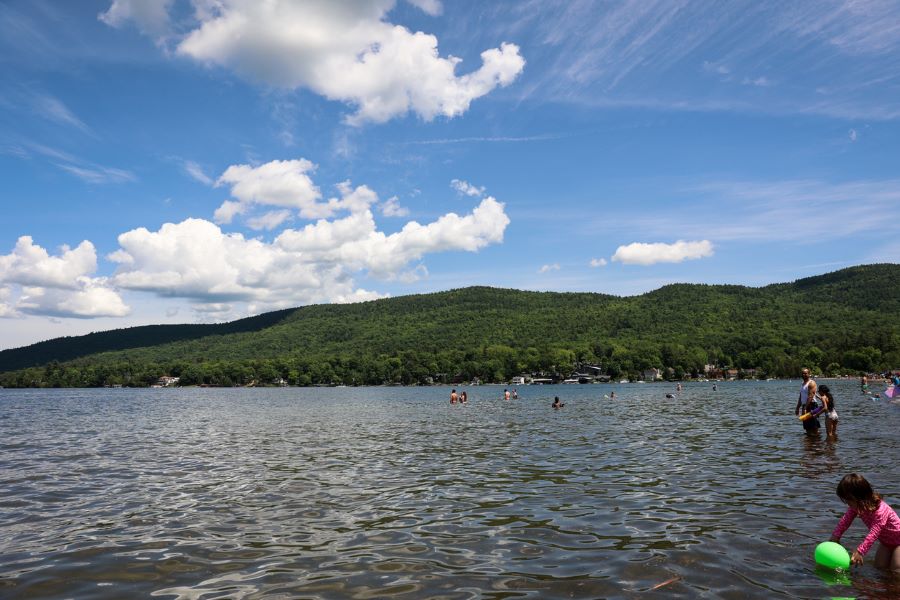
[2,0,900,350]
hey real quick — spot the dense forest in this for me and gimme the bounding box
[1,264,898,388]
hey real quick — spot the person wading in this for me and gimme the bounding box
[795,367,820,434]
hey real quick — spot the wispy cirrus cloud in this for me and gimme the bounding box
[500,0,900,120]
[182,160,214,185]
[57,164,135,184]
[10,141,136,184]
[30,92,92,134]
[404,133,568,145]
[0,87,94,134]
[688,179,900,241]
[609,178,900,245]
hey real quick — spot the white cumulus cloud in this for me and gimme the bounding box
[5,153,512,321]
[380,196,410,217]
[214,159,324,223]
[451,178,485,197]
[103,0,525,125]
[590,257,608,267]
[276,196,509,278]
[97,0,174,44]
[99,0,175,38]
[538,263,560,274]
[0,286,15,318]
[611,240,714,266]
[110,195,509,309]
[247,209,292,231]
[0,237,129,318]
[406,0,443,16]
[0,236,97,289]
[17,280,130,319]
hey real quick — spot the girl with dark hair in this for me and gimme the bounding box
[818,384,838,437]
[830,474,900,570]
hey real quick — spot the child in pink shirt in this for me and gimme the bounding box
[830,473,900,571]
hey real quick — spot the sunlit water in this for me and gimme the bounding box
[1,381,898,599]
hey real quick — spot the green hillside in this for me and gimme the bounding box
[1,264,898,387]
[0,307,298,371]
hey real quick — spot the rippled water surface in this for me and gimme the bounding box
[2,381,899,599]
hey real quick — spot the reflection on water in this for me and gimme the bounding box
[1,381,898,599]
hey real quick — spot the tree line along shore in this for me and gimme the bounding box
[0,265,898,388]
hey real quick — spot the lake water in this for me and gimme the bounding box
[1,380,899,599]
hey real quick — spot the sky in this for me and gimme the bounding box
[2,0,900,351]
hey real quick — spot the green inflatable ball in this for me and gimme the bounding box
[815,541,850,570]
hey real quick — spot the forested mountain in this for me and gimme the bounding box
[1,264,898,387]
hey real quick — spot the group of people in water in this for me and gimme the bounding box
[796,368,900,438]
[793,368,900,571]
[449,371,900,571]
[451,388,576,408]
[449,387,521,404]
[795,367,839,437]
[448,389,468,404]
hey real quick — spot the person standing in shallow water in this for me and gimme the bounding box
[450,389,458,404]
[818,384,838,438]
[795,367,820,434]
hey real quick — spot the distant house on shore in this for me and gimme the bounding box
[704,364,724,379]
[156,376,180,387]
[642,368,662,381]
